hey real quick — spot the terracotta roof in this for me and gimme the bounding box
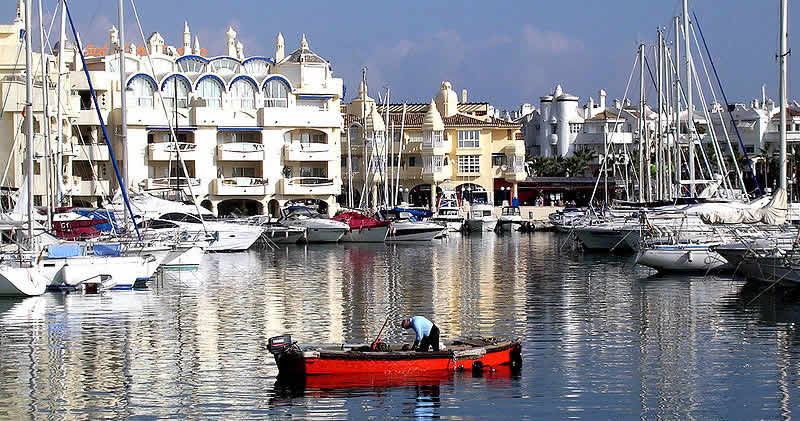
[375,102,490,114]
[586,110,622,120]
[283,47,327,64]
[344,112,520,129]
[771,108,800,119]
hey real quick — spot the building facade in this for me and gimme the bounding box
[1,3,344,216]
[342,81,526,209]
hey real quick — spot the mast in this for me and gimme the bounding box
[55,0,66,206]
[779,0,788,191]
[657,28,664,201]
[683,0,695,196]
[117,0,129,228]
[395,103,406,206]
[638,43,645,202]
[346,122,353,207]
[674,15,681,198]
[24,0,34,245]
[37,0,51,230]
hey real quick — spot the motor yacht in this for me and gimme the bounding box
[279,206,348,243]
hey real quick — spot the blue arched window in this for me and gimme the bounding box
[162,74,191,108]
[196,76,224,108]
[126,74,156,107]
[263,78,289,108]
[230,76,257,109]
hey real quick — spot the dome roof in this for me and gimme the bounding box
[434,81,458,118]
[422,100,444,131]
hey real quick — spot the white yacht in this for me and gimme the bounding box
[465,203,498,233]
[379,210,445,242]
[279,207,348,243]
[0,265,48,297]
[496,206,523,232]
[40,243,160,291]
[139,213,262,252]
[431,191,464,232]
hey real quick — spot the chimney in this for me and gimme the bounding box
[461,89,468,103]
[599,89,607,109]
[275,32,285,62]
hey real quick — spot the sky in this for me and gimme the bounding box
[3,0,798,112]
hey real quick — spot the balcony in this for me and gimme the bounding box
[74,143,110,161]
[211,177,272,196]
[217,143,265,161]
[69,178,110,196]
[284,142,332,162]
[148,142,197,161]
[280,177,339,196]
[141,177,201,191]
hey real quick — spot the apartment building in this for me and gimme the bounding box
[342,81,526,209]
[1,3,344,216]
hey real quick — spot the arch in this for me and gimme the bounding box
[217,199,263,217]
[263,76,291,108]
[196,74,225,108]
[242,57,273,76]
[284,128,327,145]
[229,76,257,109]
[126,73,157,89]
[175,55,209,73]
[285,198,327,215]
[126,74,156,107]
[267,199,281,217]
[408,184,443,208]
[160,73,193,91]
[262,75,293,92]
[243,56,275,66]
[208,56,242,74]
[456,182,488,204]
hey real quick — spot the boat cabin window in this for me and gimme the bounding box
[138,220,179,229]
[441,210,458,216]
[159,213,214,224]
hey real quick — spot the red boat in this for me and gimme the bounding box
[332,211,390,242]
[267,335,522,377]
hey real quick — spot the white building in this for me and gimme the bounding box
[0,3,344,216]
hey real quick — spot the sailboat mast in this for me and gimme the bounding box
[657,28,664,201]
[779,0,788,191]
[638,43,645,202]
[37,0,51,231]
[24,0,34,243]
[683,0,695,196]
[118,0,129,228]
[55,0,65,206]
[673,15,681,198]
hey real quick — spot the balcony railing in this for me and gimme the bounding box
[217,142,265,161]
[281,177,338,196]
[74,143,110,161]
[284,142,331,161]
[211,177,271,196]
[69,177,110,196]
[141,177,201,190]
[148,142,197,161]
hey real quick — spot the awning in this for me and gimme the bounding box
[297,95,334,100]
[218,127,262,132]
[146,126,197,132]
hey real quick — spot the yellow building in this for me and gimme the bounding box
[342,81,525,209]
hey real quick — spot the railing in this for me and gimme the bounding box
[211,177,271,196]
[288,177,334,186]
[217,142,265,161]
[218,142,264,153]
[149,142,197,152]
[142,177,201,190]
[284,142,331,161]
[281,177,338,196]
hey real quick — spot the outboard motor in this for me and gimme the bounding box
[268,334,292,356]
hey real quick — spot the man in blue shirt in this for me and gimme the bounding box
[401,316,440,351]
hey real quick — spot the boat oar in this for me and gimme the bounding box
[370,316,390,351]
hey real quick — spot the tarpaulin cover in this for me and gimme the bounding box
[699,188,787,225]
[47,244,82,258]
[93,243,122,257]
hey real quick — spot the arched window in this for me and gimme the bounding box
[230,78,256,109]
[209,57,241,74]
[162,75,190,108]
[176,56,207,73]
[197,77,223,108]
[263,79,289,108]
[243,58,270,76]
[127,75,155,107]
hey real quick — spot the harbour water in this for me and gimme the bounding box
[0,232,799,419]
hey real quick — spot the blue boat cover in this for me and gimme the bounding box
[93,243,121,257]
[47,244,82,258]
[392,207,433,220]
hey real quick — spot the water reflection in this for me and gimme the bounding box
[0,233,798,418]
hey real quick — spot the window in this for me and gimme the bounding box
[408,132,423,143]
[409,156,416,167]
[300,167,326,178]
[78,90,92,110]
[292,131,325,144]
[348,127,361,143]
[458,155,480,173]
[492,154,505,167]
[243,59,270,76]
[197,77,223,108]
[569,123,583,134]
[162,76,189,108]
[457,130,480,148]
[551,123,557,134]
[264,79,289,108]
[176,57,207,73]
[127,76,155,107]
[232,167,256,177]
[296,99,328,111]
[210,58,240,74]
[745,145,755,154]
[230,79,256,109]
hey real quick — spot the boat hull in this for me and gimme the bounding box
[636,245,729,272]
[42,255,152,290]
[465,218,498,233]
[162,246,204,270]
[273,341,521,377]
[387,223,444,242]
[304,227,346,243]
[341,226,389,243]
[0,266,47,297]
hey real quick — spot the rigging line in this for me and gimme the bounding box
[128,0,208,233]
[692,10,762,195]
[689,22,741,197]
[63,0,141,241]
